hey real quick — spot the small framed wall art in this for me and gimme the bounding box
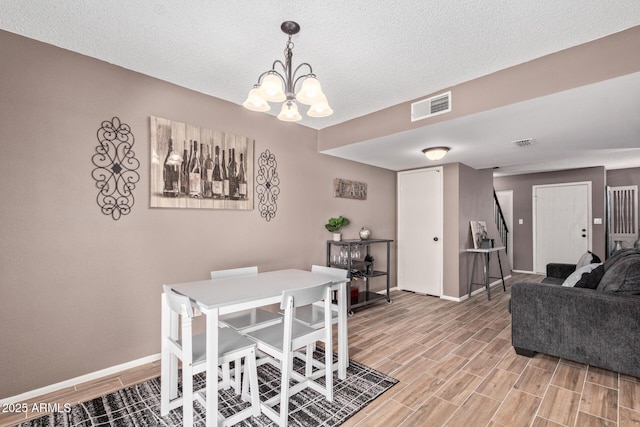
[333,178,367,200]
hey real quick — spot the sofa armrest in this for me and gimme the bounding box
[511,282,640,378]
[546,263,576,280]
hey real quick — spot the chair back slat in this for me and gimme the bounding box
[281,282,332,309]
[163,284,194,318]
[211,266,258,280]
[311,265,348,280]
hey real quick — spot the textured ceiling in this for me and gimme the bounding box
[2,1,640,173]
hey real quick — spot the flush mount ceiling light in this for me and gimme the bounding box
[243,21,333,122]
[422,147,450,161]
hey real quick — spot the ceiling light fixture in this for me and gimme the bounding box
[243,21,333,122]
[422,147,450,161]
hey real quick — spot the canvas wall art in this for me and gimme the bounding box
[150,116,254,210]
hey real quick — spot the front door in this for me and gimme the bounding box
[533,182,591,274]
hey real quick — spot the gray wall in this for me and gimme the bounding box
[443,163,510,298]
[493,167,606,272]
[607,167,640,188]
[0,30,397,398]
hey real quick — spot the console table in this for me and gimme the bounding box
[466,246,506,300]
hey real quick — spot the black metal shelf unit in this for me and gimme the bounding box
[326,238,393,314]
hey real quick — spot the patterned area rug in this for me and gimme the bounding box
[20,350,397,426]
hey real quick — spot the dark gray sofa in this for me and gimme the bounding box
[511,249,640,378]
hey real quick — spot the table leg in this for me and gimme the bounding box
[497,251,506,292]
[484,252,491,300]
[204,308,219,427]
[337,280,349,380]
[160,294,179,415]
[468,253,478,298]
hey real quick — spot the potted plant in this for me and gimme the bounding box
[325,216,350,241]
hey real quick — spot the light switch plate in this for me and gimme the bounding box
[594,218,603,225]
[518,219,524,225]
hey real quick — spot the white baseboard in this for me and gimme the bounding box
[1,353,161,405]
[512,269,536,274]
[441,275,512,302]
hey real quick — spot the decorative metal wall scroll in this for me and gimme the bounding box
[92,117,140,220]
[256,150,280,222]
[149,116,254,210]
[334,178,367,200]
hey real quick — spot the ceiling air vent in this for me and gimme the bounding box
[512,138,535,147]
[411,91,451,122]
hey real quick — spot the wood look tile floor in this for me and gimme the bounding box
[2,273,640,427]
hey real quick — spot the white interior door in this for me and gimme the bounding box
[533,182,591,274]
[397,168,442,296]
[495,190,514,269]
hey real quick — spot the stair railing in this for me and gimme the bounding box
[494,190,509,253]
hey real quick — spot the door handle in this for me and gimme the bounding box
[433,237,439,242]
[582,234,586,237]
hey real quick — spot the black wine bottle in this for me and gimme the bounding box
[221,148,229,199]
[238,152,247,199]
[229,148,239,200]
[162,137,180,197]
[180,140,189,194]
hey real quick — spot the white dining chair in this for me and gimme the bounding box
[211,266,283,332]
[245,282,334,427]
[287,265,347,376]
[294,265,346,327]
[160,286,260,427]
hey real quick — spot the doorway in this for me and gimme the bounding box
[533,182,591,274]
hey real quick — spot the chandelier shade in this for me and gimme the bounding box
[243,21,332,122]
[307,94,333,117]
[295,76,323,105]
[242,85,271,112]
[259,72,286,102]
[277,101,302,122]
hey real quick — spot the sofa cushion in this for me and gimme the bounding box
[562,263,601,287]
[575,264,605,289]
[597,253,640,294]
[541,276,565,285]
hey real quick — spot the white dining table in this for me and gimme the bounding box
[162,268,349,427]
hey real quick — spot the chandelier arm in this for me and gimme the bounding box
[271,59,288,74]
[289,63,314,93]
[293,62,313,77]
[255,68,285,86]
[292,73,315,92]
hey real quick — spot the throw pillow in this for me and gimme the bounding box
[575,264,605,289]
[604,248,640,271]
[597,254,640,294]
[562,263,601,287]
[576,251,601,269]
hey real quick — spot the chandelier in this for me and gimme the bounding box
[243,21,333,122]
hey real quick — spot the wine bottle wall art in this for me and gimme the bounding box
[150,116,254,210]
